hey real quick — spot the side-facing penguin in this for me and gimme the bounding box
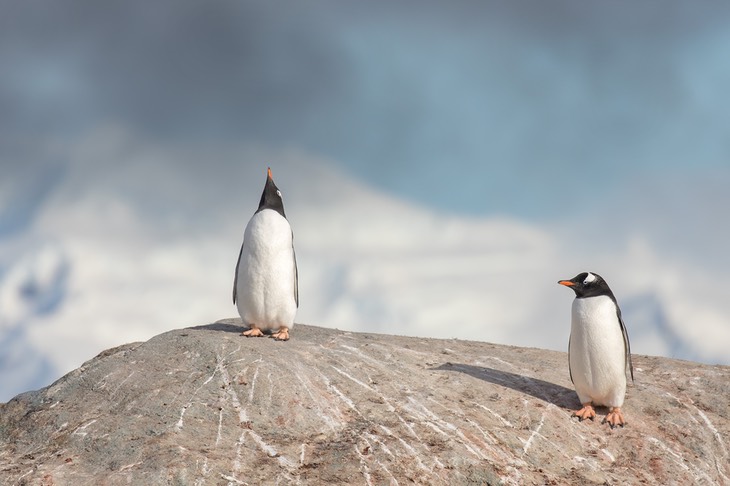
[233,167,298,341]
[558,272,634,427]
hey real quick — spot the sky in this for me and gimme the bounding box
[1,0,729,401]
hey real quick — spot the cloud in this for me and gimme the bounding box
[4,0,730,218]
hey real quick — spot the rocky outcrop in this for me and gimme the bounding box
[1,320,728,485]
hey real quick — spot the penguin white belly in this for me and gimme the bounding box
[236,210,297,331]
[569,296,627,408]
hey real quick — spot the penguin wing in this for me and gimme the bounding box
[616,306,635,383]
[292,240,299,307]
[233,241,244,305]
[567,334,574,384]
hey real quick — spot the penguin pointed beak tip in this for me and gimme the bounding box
[267,167,273,179]
[558,280,575,287]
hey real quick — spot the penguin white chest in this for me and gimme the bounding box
[236,209,297,330]
[569,296,627,407]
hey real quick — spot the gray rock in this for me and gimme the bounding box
[1,320,728,485]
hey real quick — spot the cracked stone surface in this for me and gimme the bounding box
[1,320,728,485]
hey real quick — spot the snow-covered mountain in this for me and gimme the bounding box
[1,130,728,402]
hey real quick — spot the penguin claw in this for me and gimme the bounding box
[603,408,626,428]
[271,328,290,341]
[242,327,264,337]
[572,404,596,421]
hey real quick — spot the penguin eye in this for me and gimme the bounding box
[583,273,596,285]
[276,190,282,198]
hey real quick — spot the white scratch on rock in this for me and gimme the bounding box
[375,459,399,485]
[119,462,143,471]
[233,431,245,479]
[522,408,548,455]
[267,372,274,404]
[488,356,518,369]
[72,419,97,437]
[331,365,375,392]
[249,430,279,458]
[336,344,407,379]
[408,397,487,460]
[175,405,188,431]
[691,407,730,483]
[219,361,249,424]
[221,473,248,485]
[572,456,599,471]
[354,444,374,486]
[365,432,395,458]
[251,431,295,469]
[647,437,715,484]
[292,367,342,430]
[477,403,514,428]
[695,407,728,458]
[422,421,449,437]
[379,425,432,475]
[248,365,260,402]
[602,449,615,462]
[317,368,360,415]
[16,469,33,482]
[194,457,210,486]
[203,355,224,386]
[397,415,421,440]
[216,407,224,447]
[330,384,359,413]
[225,344,242,357]
[503,465,524,486]
[176,352,230,432]
[94,371,114,390]
[648,437,689,471]
[111,371,136,396]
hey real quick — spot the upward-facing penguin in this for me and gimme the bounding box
[233,167,298,341]
[558,272,634,427]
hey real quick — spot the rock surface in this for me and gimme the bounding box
[1,320,728,485]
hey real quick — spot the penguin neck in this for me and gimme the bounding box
[575,287,617,305]
[256,204,286,218]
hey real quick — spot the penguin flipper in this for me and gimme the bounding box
[567,335,574,384]
[616,306,634,383]
[292,243,299,308]
[233,241,244,305]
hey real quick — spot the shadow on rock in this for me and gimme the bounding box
[190,322,243,334]
[433,362,579,410]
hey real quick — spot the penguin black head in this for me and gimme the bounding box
[558,272,615,299]
[257,167,286,218]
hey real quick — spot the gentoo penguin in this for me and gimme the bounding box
[233,168,298,341]
[558,272,634,427]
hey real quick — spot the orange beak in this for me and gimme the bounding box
[267,167,273,179]
[558,280,575,287]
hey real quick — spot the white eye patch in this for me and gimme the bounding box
[583,272,596,284]
[276,190,282,197]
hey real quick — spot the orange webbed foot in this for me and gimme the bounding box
[604,407,626,428]
[242,327,264,337]
[572,403,596,422]
[271,328,290,341]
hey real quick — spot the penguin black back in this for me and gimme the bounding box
[257,167,286,218]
